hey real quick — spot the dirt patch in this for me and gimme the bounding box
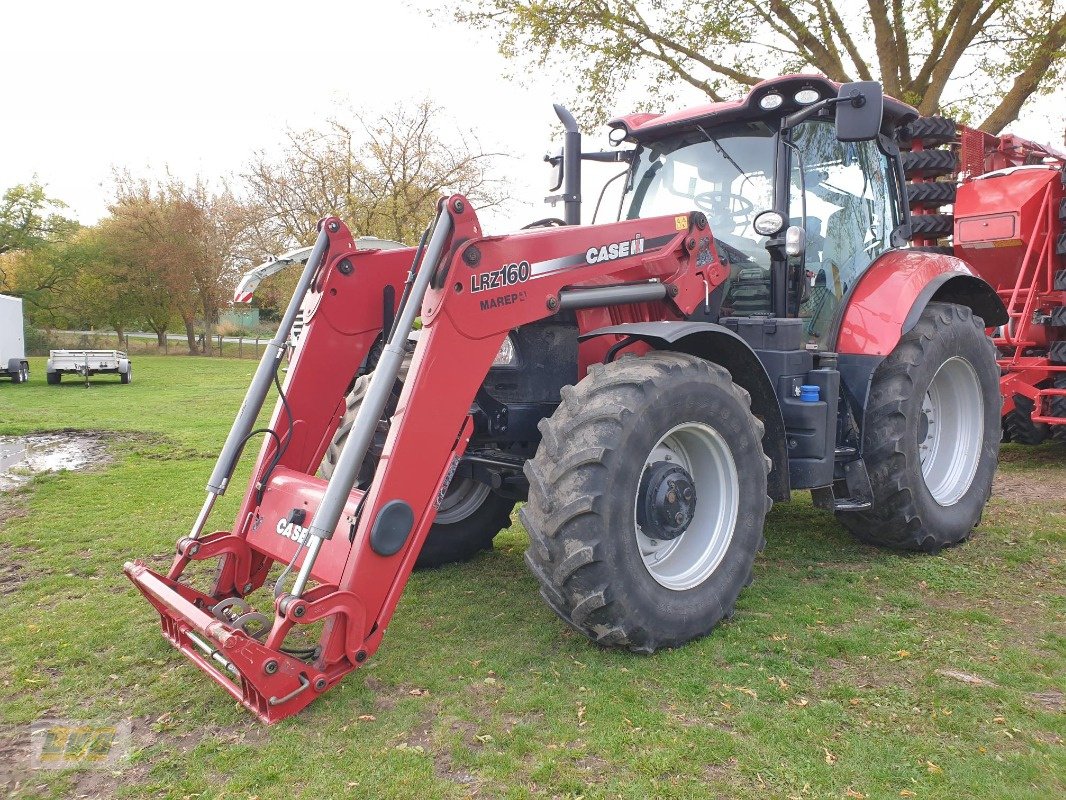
[0,431,113,491]
[0,561,27,596]
[1029,689,1065,713]
[992,468,1066,505]
[703,756,739,780]
[937,668,997,687]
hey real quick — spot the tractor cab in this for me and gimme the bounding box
[609,76,915,346]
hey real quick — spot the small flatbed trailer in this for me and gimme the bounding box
[47,349,132,384]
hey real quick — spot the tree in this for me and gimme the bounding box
[243,100,508,249]
[107,174,253,354]
[0,182,80,310]
[457,0,1066,133]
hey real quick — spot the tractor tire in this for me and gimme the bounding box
[902,149,958,180]
[909,213,954,240]
[1004,392,1049,445]
[46,371,60,385]
[907,181,957,209]
[836,302,999,552]
[321,353,515,569]
[522,352,772,653]
[899,116,957,149]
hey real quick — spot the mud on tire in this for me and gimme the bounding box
[521,351,772,653]
[836,303,1000,551]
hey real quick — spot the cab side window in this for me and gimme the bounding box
[790,121,897,342]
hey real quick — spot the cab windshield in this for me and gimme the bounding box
[624,121,777,270]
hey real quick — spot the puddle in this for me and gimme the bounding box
[0,432,111,491]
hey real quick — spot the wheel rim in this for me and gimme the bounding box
[435,477,491,525]
[918,356,983,506]
[634,422,740,591]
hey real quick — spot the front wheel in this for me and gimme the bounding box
[522,351,772,653]
[121,364,133,384]
[47,371,60,385]
[321,354,515,569]
[836,302,1000,551]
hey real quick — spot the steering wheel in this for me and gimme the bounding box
[693,191,754,232]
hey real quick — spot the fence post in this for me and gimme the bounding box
[217,334,222,357]
[255,337,260,359]
[238,337,243,359]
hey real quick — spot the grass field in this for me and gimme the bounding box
[1,356,1063,799]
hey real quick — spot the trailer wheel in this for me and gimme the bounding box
[909,213,954,239]
[898,116,957,149]
[837,302,999,551]
[907,181,957,209]
[902,149,958,179]
[47,371,60,385]
[522,351,771,652]
[321,354,515,569]
[121,364,133,384]
[1003,393,1049,445]
[1051,374,1066,441]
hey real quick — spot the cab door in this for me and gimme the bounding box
[788,121,899,345]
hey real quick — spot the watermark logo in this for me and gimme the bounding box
[29,719,130,769]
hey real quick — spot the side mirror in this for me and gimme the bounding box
[545,147,564,192]
[835,81,884,142]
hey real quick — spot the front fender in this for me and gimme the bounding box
[837,250,1007,356]
[580,321,790,501]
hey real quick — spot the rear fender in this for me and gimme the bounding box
[580,321,790,501]
[837,250,1007,357]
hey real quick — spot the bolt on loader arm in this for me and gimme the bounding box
[125,196,720,722]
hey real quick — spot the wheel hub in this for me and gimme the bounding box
[637,461,698,541]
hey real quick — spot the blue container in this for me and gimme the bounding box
[800,384,820,403]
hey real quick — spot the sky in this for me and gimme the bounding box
[3,1,1064,239]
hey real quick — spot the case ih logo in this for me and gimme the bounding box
[585,235,644,265]
[276,517,311,544]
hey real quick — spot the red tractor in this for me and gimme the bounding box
[900,120,1066,442]
[125,76,1007,722]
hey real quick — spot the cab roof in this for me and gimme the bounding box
[608,75,919,141]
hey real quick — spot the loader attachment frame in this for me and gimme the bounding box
[126,196,716,722]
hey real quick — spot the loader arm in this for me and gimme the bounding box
[126,197,722,722]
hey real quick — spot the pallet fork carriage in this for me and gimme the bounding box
[126,76,1008,722]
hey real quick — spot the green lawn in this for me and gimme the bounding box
[1,356,1063,799]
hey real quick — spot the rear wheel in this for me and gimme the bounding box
[121,364,133,384]
[522,352,771,652]
[837,302,999,551]
[47,371,60,385]
[321,353,515,569]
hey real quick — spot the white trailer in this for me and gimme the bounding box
[47,350,132,384]
[0,294,30,384]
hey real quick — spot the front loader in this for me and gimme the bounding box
[125,75,1007,723]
